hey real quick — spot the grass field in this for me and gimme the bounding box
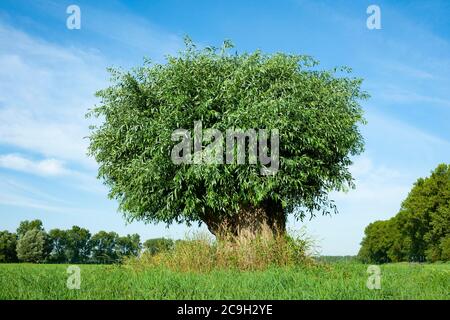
[0,261,449,300]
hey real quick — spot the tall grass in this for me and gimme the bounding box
[1,262,449,299]
[126,225,316,272]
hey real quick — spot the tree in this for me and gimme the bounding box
[359,164,450,263]
[358,219,405,264]
[16,229,50,263]
[17,219,44,238]
[64,226,91,263]
[48,228,68,263]
[143,238,174,255]
[116,234,141,259]
[425,190,450,261]
[90,231,119,263]
[87,39,367,236]
[397,163,450,261]
[48,226,92,263]
[0,231,18,263]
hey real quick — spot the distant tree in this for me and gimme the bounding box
[358,219,405,264]
[16,229,50,263]
[65,226,91,263]
[90,231,119,263]
[143,238,174,255]
[17,220,44,238]
[425,203,450,262]
[0,231,18,263]
[48,229,68,263]
[396,163,450,262]
[359,164,450,263]
[116,234,141,259]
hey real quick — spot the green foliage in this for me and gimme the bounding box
[16,229,50,263]
[359,164,450,263]
[143,238,174,255]
[65,226,92,263]
[10,220,143,264]
[439,236,450,261]
[47,228,68,263]
[87,38,367,228]
[357,219,406,263]
[116,234,141,259]
[0,231,18,263]
[16,220,44,238]
[48,226,92,263]
[90,231,120,263]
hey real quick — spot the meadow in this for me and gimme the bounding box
[1,261,449,300]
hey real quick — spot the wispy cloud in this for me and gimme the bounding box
[378,88,450,108]
[0,153,108,196]
[0,21,105,168]
[373,60,435,80]
[0,154,69,176]
[4,0,184,63]
[0,192,99,215]
[0,174,99,215]
[0,178,70,204]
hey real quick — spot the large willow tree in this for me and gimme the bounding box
[87,39,367,236]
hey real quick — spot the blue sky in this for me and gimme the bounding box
[0,0,449,255]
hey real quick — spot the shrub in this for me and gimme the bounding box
[126,226,315,272]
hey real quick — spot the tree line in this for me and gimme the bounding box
[358,163,450,263]
[0,220,173,264]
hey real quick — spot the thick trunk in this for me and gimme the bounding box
[201,200,286,238]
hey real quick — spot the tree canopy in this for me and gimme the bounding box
[16,229,49,263]
[87,38,367,235]
[359,163,450,263]
[17,220,44,238]
[0,231,18,263]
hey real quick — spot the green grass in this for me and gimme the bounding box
[0,261,449,300]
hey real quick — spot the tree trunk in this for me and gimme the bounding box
[200,200,286,238]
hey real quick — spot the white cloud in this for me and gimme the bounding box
[0,153,107,195]
[0,178,70,204]
[0,154,68,176]
[0,22,105,168]
[333,156,410,206]
[11,1,184,63]
[0,15,183,169]
[0,182,100,215]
